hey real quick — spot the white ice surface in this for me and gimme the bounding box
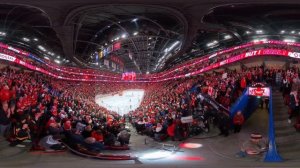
[95,89,144,115]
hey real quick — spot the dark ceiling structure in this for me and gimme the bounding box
[70,5,185,73]
[0,0,300,74]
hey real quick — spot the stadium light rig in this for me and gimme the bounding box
[253,38,267,43]
[121,33,127,39]
[38,45,46,52]
[54,59,61,64]
[23,37,30,42]
[224,35,232,40]
[284,39,295,43]
[0,31,6,36]
[206,40,218,47]
[132,18,138,22]
[133,31,139,36]
[256,30,263,34]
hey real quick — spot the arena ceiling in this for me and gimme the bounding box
[0,0,300,73]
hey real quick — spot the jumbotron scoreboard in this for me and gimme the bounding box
[121,72,136,81]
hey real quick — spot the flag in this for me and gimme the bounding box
[107,45,113,53]
[104,59,109,67]
[111,62,116,71]
[99,51,103,59]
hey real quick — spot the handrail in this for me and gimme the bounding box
[230,88,248,119]
[198,93,230,116]
[264,88,283,162]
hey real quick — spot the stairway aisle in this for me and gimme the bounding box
[273,91,300,161]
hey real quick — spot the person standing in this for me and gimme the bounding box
[0,107,11,137]
[288,90,299,124]
[233,111,245,133]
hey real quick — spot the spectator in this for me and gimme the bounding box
[233,111,245,133]
[288,90,299,124]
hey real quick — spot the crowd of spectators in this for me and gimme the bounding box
[0,61,300,152]
[0,67,132,150]
[139,43,300,81]
[130,65,300,140]
[2,41,300,82]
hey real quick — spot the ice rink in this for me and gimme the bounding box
[95,89,145,115]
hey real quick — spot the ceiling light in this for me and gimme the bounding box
[38,45,46,51]
[105,43,108,45]
[23,37,30,42]
[44,56,50,60]
[280,30,285,34]
[148,37,152,40]
[54,59,61,64]
[284,39,295,43]
[132,18,138,22]
[146,71,150,74]
[107,25,110,28]
[0,32,6,36]
[121,34,127,39]
[133,32,138,36]
[260,38,267,42]
[164,41,180,53]
[245,31,250,34]
[253,38,267,42]
[33,38,38,41]
[291,30,296,34]
[57,56,60,58]
[224,35,232,40]
[207,40,218,47]
[256,30,263,34]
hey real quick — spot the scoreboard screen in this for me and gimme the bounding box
[122,72,136,81]
[248,87,270,97]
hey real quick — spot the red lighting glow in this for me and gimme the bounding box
[175,156,204,161]
[179,143,203,149]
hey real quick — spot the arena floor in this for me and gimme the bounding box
[0,108,299,168]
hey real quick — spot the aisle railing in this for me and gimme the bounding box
[264,88,283,162]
